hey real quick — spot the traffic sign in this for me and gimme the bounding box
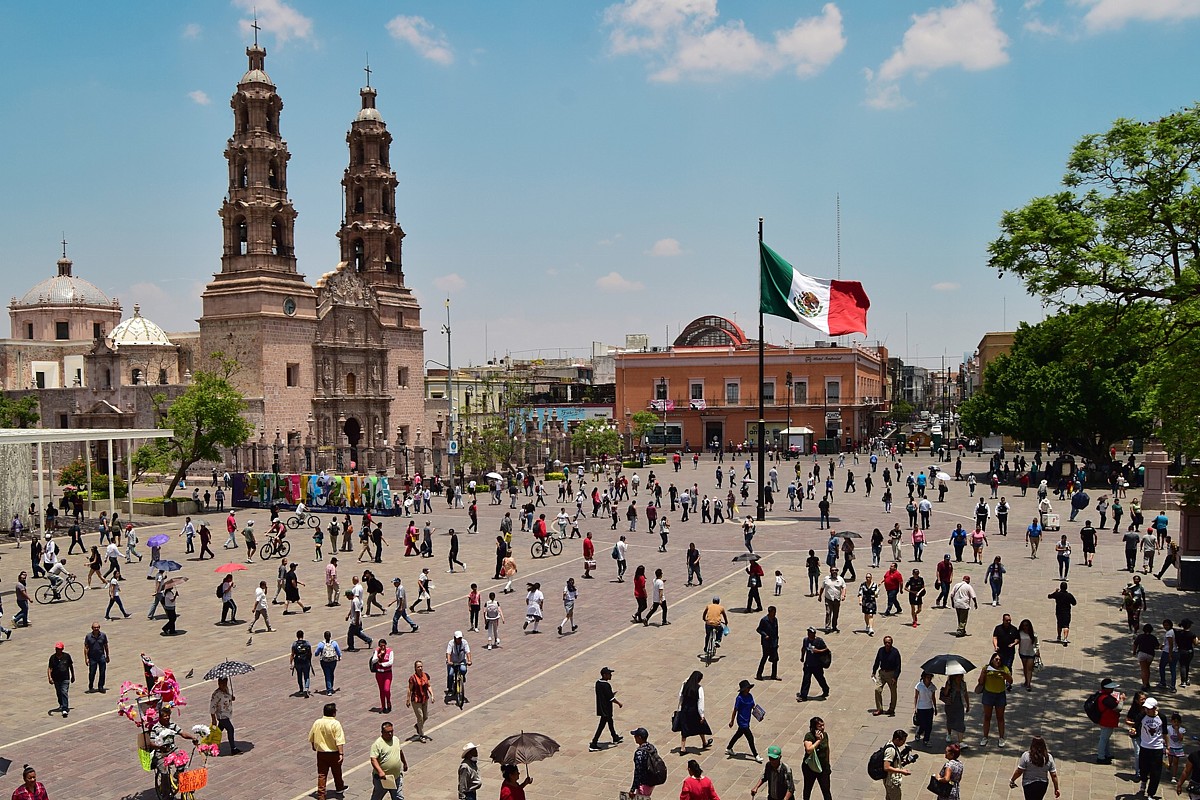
[448,440,459,455]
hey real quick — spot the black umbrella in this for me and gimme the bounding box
[731,552,762,562]
[920,654,977,676]
[204,660,255,681]
[490,732,560,777]
[834,530,863,539]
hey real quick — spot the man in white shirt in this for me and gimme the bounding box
[950,575,979,637]
[250,579,273,633]
[445,631,472,697]
[615,536,628,582]
[645,569,669,626]
[819,567,847,633]
[103,541,122,579]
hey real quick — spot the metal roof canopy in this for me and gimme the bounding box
[0,427,175,529]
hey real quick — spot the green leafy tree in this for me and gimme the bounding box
[958,307,1152,464]
[988,103,1200,462]
[57,458,127,498]
[630,410,659,446]
[156,353,253,497]
[460,422,516,475]
[131,441,174,483]
[570,418,621,459]
[0,394,40,427]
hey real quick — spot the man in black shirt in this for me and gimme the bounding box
[589,666,623,751]
[992,614,1020,672]
[797,627,831,701]
[756,606,780,681]
[871,636,902,716]
[1080,521,1098,567]
[1048,582,1078,644]
[47,642,75,718]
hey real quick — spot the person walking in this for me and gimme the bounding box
[589,665,624,752]
[756,606,780,681]
[218,574,238,624]
[249,580,274,633]
[209,677,240,755]
[628,728,659,800]
[1047,582,1077,645]
[882,729,914,800]
[557,578,578,636]
[388,578,419,635]
[447,529,465,573]
[522,582,544,634]
[800,716,833,800]
[1009,736,1060,800]
[819,567,846,633]
[483,592,504,649]
[370,639,394,713]
[745,560,765,613]
[308,702,348,800]
[985,556,1006,606]
[914,672,938,745]
[1158,618,1178,693]
[83,621,109,693]
[1157,535,1180,581]
[1094,679,1123,764]
[798,627,831,701]
[1026,518,1043,559]
[615,536,628,582]
[346,592,373,651]
[1131,696,1166,800]
[977,652,1013,747]
[725,678,764,762]
[943,673,970,747]
[459,742,483,800]
[905,569,926,629]
[645,569,668,626]
[934,555,953,609]
[314,631,342,695]
[198,521,215,560]
[686,542,702,587]
[881,564,903,617]
[680,759,720,800]
[47,642,75,718]
[872,635,901,716]
[933,743,964,800]
[750,744,795,800]
[949,575,978,637]
[405,660,432,742]
[858,574,878,636]
[1054,535,1072,579]
[105,574,130,620]
[369,721,409,800]
[1080,520,1098,567]
[675,670,714,754]
[290,630,314,697]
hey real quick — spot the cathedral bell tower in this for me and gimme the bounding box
[199,43,317,443]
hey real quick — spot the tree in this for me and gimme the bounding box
[155,353,253,497]
[988,103,1200,462]
[630,411,659,447]
[958,306,1152,464]
[459,422,516,475]
[570,418,621,459]
[131,441,174,483]
[0,394,40,427]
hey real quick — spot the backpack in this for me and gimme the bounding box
[867,745,889,781]
[644,746,668,786]
[215,582,225,599]
[1084,691,1102,724]
[611,544,620,560]
[294,640,312,661]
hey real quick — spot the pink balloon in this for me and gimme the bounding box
[349,461,357,470]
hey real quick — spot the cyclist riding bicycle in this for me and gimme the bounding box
[445,631,472,697]
[148,705,198,781]
[702,595,728,651]
[45,559,70,597]
[292,501,309,525]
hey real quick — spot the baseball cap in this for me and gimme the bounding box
[54,642,65,650]
[600,666,615,676]
[454,630,463,638]
[392,577,401,584]
[1144,697,1159,709]
[807,626,817,633]
[630,727,649,738]
[767,745,782,759]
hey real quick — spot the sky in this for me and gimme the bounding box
[2,0,1198,373]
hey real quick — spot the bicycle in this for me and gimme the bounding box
[35,574,85,604]
[530,536,562,559]
[152,744,209,800]
[259,533,291,560]
[285,513,320,531]
[446,666,467,709]
[702,624,720,666]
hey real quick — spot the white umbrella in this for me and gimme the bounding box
[486,472,504,481]
[936,472,952,482]
[741,478,756,483]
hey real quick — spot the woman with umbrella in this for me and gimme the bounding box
[499,763,533,799]
[942,671,971,748]
[675,670,713,754]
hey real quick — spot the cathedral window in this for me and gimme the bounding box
[268,160,279,189]
[354,190,364,214]
[286,363,299,387]
[353,239,365,271]
[104,369,111,389]
[237,105,249,134]
[385,242,396,272]
[158,369,168,385]
[266,108,277,134]
[237,159,249,189]
[380,143,390,167]
[397,367,409,388]
[26,322,34,339]
[381,194,391,215]
[355,142,365,166]
[271,218,285,256]
[131,368,143,385]
[236,217,248,255]
[55,321,69,340]
[345,372,357,394]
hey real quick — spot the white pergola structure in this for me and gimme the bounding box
[0,428,175,529]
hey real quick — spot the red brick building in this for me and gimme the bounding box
[614,316,889,452]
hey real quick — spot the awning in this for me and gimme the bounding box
[782,427,814,435]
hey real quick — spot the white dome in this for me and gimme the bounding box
[110,305,173,347]
[15,259,114,308]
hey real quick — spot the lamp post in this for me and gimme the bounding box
[440,298,455,493]
[658,376,667,454]
[785,371,793,459]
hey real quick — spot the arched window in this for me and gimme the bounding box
[266,108,277,134]
[158,368,168,385]
[354,190,364,213]
[380,142,390,167]
[268,160,279,189]
[237,104,249,133]
[345,372,357,394]
[355,142,365,166]
[131,368,143,385]
[353,239,365,271]
[385,242,396,272]
[235,217,248,256]
[381,193,391,214]
[237,158,249,189]
[104,369,112,389]
[271,218,284,256]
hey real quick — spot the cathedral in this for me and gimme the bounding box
[3,43,426,476]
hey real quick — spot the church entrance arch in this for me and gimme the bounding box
[344,416,362,469]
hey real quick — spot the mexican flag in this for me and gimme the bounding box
[759,242,870,336]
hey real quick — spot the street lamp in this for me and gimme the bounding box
[785,371,793,459]
[658,376,667,454]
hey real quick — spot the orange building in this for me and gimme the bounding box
[614,316,889,452]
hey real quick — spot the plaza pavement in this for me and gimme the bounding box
[0,453,1186,799]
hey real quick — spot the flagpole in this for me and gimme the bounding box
[756,217,766,522]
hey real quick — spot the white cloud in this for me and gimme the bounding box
[866,0,1009,108]
[1075,0,1200,31]
[434,272,466,292]
[932,281,961,291]
[604,0,845,82]
[1023,18,1060,35]
[596,271,645,292]
[648,238,683,256]
[188,90,211,106]
[598,233,624,246]
[387,15,454,65]
[233,0,313,44]
[182,23,202,40]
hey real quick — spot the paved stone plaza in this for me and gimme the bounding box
[0,455,1184,799]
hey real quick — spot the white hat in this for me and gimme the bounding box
[454,630,463,638]
[462,742,478,756]
[1144,697,1159,709]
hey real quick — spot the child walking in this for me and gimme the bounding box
[774,570,785,596]
[1167,712,1186,779]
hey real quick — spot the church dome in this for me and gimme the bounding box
[110,305,173,347]
[14,258,114,308]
